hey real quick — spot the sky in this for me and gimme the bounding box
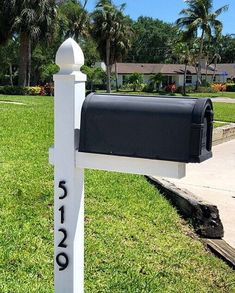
[86,0,235,35]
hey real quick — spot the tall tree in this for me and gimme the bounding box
[58,0,89,41]
[0,38,19,85]
[91,0,132,93]
[126,17,178,63]
[0,0,16,45]
[13,0,57,86]
[219,34,235,63]
[176,0,228,88]
[172,41,192,95]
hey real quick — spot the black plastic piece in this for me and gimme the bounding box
[79,93,213,163]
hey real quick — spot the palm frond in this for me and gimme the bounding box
[214,5,229,17]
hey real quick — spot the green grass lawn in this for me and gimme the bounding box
[213,122,229,128]
[0,95,235,293]
[214,102,235,123]
[190,92,235,99]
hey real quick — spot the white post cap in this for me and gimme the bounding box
[55,38,85,75]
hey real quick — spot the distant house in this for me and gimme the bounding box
[210,63,235,82]
[96,62,235,88]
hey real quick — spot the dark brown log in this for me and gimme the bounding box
[146,176,224,239]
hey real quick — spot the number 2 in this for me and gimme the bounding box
[58,228,67,248]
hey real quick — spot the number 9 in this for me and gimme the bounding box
[56,252,69,271]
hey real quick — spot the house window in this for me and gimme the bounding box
[186,75,192,84]
[162,76,173,86]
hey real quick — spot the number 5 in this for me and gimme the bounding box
[59,181,67,199]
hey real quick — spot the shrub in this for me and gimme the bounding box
[126,82,144,92]
[176,85,217,94]
[119,83,133,91]
[165,83,176,93]
[176,85,195,94]
[0,86,43,96]
[0,86,24,95]
[143,82,155,93]
[40,84,54,96]
[211,83,226,92]
[226,83,235,92]
[127,73,144,91]
[40,63,59,83]
[24,86,41,95]
[195,86,217,93]
[201,80,211,87]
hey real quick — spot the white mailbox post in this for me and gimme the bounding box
[51,38,86,293]
[49,38,186,293]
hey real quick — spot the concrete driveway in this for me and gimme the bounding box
[169,139,235,248]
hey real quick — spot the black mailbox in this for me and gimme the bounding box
[79,93,213,163]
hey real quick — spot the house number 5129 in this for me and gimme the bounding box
[56,180,69,271]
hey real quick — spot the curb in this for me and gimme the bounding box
[213,123,235,145]
[204,239,235,269]
[146,176,224,239]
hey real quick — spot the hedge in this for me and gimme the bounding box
[176,85,217,94]
[226,83,235,92]
[0,86,41,95]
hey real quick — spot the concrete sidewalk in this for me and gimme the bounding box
[165,139,235,248]
[211,97,235,103]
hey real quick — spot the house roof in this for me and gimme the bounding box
[113,63,215,75]
[210,63,235,78]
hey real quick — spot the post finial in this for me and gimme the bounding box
[56,38,84,74]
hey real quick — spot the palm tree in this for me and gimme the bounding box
[150,73,163,92]
[210,53,221,81]
[111,18,133,91]
[58,0,89,41]
[91,0,132,93]
[14,0,57,86]
[176,0,228,89]
[173,41,192,95]
[128,72,143,92]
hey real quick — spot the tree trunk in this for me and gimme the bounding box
[196,30,205,90]
[183,63,187,95]
[106,38,111,93]
[9,63,13,86]
[27,38,31,86]
[212,58,218,82]
[115,62,119,92]
[18,32,30,86]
